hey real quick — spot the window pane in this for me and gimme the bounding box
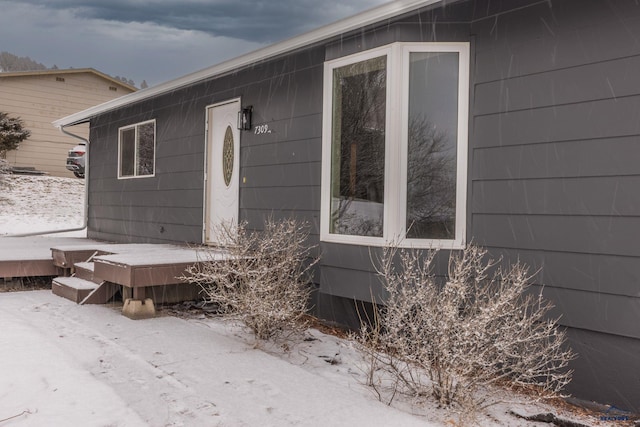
[330,56,386,237]
[120,128,135,177]
[136,122,155,176]
[406,52,458,239]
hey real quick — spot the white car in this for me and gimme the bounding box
[66,143,85,178]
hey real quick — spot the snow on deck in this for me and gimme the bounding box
[0,236,103,261]
[94,247,231,267]
[0,236,231,267]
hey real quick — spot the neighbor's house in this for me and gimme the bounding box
[54,0,640,412]
[0,69,136,177]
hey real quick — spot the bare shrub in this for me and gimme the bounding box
[185,219,318,343]
[356,244,574,414]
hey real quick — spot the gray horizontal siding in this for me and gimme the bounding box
[90,205,202,226]
[327,21,471,62]
[90,189,202,208]
[321,244,377,274]
[88,218,202,244]
[469,0,640,349]
[472,0,640,83]
[88,44,325,244]
[483,247,640,298]
[233,63,323,222]
[242,163,320,188]
[240,187,320,211]
[474,96,640,149]
[473,136,640,180]
[157,135,205,158]
[564,328,640,412]
[240,208,319,235]
[472,176,640,216]
[197,47,326,93]
[320,266,385,302]
[470,0,547,19]
[242,137,322,167]
[155,152,204,175]
[473,214,640,257]
[320,242,451,273]
[241,115,322,148]
[319,242,454,306]
[238,66,323,123]
[537,285,640,340]
[89,171,203,193]
[474,54,640,116]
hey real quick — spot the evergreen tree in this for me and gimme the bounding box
[0,112,31,154]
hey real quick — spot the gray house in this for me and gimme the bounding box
[55,0,640,412]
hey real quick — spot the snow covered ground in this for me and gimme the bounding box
[0,291,436,426]
[0,175,607,426]
[0,174,85,237]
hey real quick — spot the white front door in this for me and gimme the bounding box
[205,99,240,245]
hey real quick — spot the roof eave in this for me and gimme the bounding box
[53,0,443,129]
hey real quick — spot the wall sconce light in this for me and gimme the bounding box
[237,106,252,131]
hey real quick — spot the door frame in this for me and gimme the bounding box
[203,97,241,245]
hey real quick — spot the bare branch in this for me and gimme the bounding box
[355,244,575,416]
[183,219,319,344]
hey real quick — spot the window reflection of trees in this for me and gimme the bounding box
[331,59,386,237]
[339,72,385,203]
[137,123,155,176]
[330,54,458,240]
[406,115,456,239]
[120,128,135,177]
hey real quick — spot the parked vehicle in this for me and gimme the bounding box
[66,143,85,178]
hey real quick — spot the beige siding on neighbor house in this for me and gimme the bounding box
[0,70,135,177]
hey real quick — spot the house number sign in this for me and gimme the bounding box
[254,124,271,135]
[222,126,234,187]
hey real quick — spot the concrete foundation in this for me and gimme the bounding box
[122,298,156,320]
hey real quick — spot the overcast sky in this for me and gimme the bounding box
[0,0,388,87]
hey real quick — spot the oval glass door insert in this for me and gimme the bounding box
[222,125,234,187]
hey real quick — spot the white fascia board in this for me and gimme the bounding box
[52,0,443,129]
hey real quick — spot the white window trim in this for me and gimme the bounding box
[320,42,469,249]
[117,119,156,179]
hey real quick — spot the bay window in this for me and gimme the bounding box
[321,43,469,248]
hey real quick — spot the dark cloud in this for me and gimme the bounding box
[0,0,386,86]
[14,0,383,43]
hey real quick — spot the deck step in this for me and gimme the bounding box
[74,262,98,283]
[80,281,120,305]
[52,276,98,304]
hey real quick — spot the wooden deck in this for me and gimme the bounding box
[0,236,101,279]
[0,236,227,308]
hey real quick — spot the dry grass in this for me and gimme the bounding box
[0,276,52,292]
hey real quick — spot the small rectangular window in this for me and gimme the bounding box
[118,120,155,178]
